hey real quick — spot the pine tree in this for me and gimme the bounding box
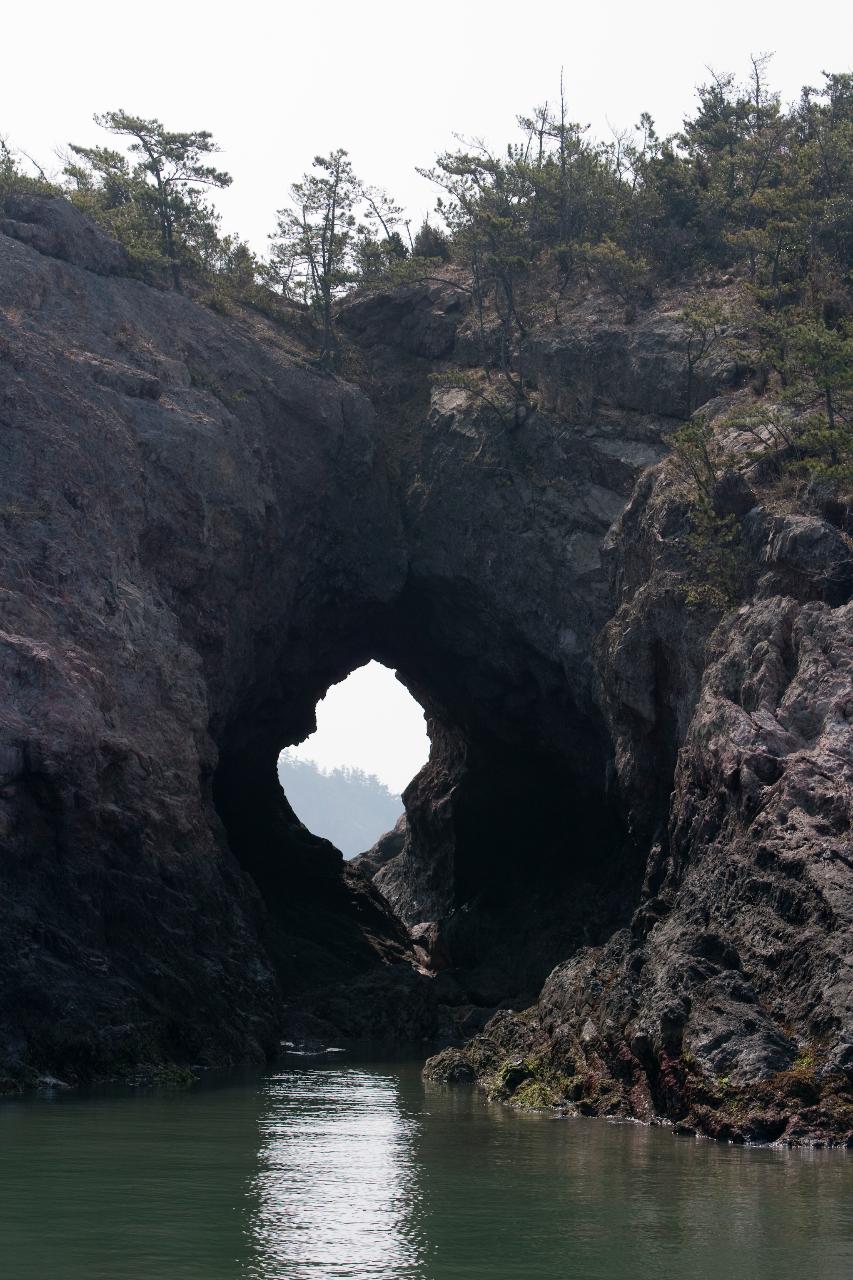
[67,111,231,288]
[268,150,361,368]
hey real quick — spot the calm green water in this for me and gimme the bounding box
[1,1057,851,1280]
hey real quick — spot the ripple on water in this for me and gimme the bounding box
[247,1069,425,1278]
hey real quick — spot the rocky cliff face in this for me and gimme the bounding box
[0,196,414,1079]
[1,199,850,1143]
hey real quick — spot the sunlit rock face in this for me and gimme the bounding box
[1,201,851,1143]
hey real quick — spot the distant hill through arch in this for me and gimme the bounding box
[277,755,403,858]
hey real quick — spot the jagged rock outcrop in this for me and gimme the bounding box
[0,192,130,275]
[351,813,408,880]
[423,398,853,1145]
[1,199,850,1142]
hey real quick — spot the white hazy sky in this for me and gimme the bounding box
[283,662,430,794]
[3,1,846,253]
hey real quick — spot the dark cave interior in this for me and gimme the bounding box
[210,586,642,1028]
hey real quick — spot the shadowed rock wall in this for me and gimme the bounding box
[0,199,412,1078]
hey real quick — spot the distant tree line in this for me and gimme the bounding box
[277,755,403,858]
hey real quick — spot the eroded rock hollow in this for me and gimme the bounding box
[1,198,850,1143]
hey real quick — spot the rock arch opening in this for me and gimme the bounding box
[277,661,429,858]
[210,595,636,1039]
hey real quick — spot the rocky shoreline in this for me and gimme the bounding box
[1,198,850,1144]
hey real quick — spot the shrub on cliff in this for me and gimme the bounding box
[734,308,853,507]
[412,220,450,261]
[671,418,748,609]
[0,139,58,212]
[576,238,651,315]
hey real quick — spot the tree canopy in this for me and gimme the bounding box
[1,62,850,489]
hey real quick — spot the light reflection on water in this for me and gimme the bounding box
[247,1068,424,1278]
[0,1058,851,1279]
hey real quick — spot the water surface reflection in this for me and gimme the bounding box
[0,1058,850,1280]
[247,1067,425,1278]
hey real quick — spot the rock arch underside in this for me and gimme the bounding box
[1,198,851,1143]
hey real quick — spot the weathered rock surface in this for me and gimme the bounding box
[0,194,130,275]
[423,405,853,1144]
[351,813,408,880]
[0,201,417,1081]
[1,200,851,1143]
